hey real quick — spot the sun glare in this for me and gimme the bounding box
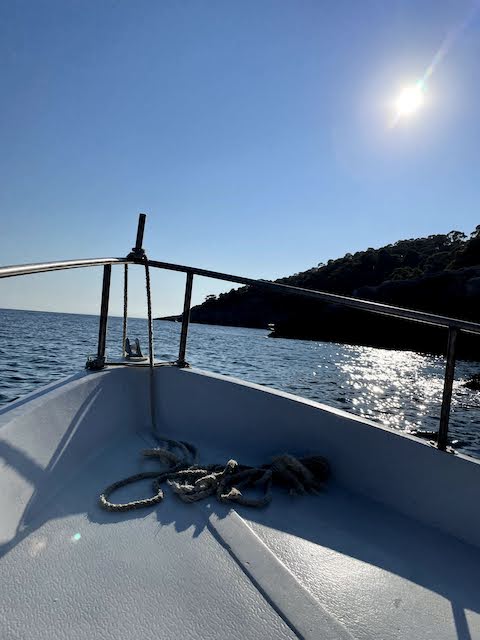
[395,85,424,117]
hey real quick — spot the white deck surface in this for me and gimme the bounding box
[1,430,479,640]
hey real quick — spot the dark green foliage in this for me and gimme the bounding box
[274,231,470,294]
[390,267,423,280]
[450,226,480,268]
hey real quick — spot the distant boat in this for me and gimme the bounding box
[0,214,479,639]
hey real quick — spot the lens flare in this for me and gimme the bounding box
[395,85,424,117]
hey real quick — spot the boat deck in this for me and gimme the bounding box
[1,431,479,640]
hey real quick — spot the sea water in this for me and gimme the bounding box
[1,308,479,458]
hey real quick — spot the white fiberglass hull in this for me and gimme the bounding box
[0,365,479,639]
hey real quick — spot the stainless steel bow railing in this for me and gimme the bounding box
[1,213,479,452]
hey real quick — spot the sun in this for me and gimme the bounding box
[395,85,424,117]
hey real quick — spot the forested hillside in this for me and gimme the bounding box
[159,226,480,357]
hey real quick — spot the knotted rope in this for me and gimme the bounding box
[143,260,159,439]
[99,438,329,512]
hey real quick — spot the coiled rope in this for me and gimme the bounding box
[99,441,330,512]
[99,258,330,512]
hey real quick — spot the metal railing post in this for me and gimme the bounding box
[176,272,194,367]
[437,327,458,451]
[126,213,147,260]
[96,264,112,368]
[122,264,128,356]
[135,213,146,252]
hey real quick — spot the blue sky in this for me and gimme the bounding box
[1,0,479,317]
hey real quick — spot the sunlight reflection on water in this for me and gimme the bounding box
[337,347,443,431]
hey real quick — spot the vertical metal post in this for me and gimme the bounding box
[97,264,112,366]
[177,272,194,367]
[134,213,146,255]
[437,327,458,451]
[122,264,128,356]
[127,213,147,261]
